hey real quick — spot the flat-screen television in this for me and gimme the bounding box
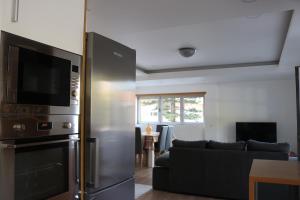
[236,122,277,143]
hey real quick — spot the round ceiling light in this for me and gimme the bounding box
[178,47,196,58]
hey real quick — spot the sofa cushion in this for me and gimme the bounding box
[247,140,290,153]
[207,140,246,151]
[172,139,207,149]
[155,152,170,167]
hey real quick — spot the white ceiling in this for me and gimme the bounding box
[127,11,292,70]
[87,0,298,34]
[87,0,300,85]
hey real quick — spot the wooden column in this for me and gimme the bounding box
[295,66,300,159]
[295,66,300,200]
[80,0,88,199]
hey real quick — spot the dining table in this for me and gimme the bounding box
[142,131,160,168]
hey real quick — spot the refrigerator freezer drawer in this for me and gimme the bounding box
[86,178,134,200]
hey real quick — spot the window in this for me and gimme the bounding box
[162,97,181,123]
[139,97,159,123]
[137,93,205,124]
[183,97,204,123]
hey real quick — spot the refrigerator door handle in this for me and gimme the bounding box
[86,138,96,187]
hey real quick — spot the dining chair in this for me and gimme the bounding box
[165,125,174,150]
[135,127,143,167]
[155,125,168,154]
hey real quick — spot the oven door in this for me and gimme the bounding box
[0,135,79,200]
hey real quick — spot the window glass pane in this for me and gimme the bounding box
[183,97,204,123]
[139,97,159,123]
[162,97,180,123]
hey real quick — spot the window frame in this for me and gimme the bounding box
[137,92,206,125]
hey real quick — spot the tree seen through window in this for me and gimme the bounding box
[137,93,205,124]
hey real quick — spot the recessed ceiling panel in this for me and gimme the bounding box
[87,0,296,71]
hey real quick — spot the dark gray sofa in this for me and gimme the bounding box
[153,140,291,200]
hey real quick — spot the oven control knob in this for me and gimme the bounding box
[63,122,72,129]
[72,90,78,97]
[12,124,26,132]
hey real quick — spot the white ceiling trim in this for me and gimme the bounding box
[136,64,293,86]
[139,61,279,74]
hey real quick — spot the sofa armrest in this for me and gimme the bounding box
[155,152,170,167]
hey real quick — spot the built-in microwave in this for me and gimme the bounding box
[0,31,81,115]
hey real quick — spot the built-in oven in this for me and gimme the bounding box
[0,134,79,200]
[0,31,80,115]
[0,114,80,200]
[0,31,81,199]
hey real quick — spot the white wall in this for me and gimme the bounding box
[1,0,84,54]
[137,78,298,152]
[0,0,3,30]
[0,0,4,55]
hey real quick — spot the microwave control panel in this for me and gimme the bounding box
[71,65,80,105]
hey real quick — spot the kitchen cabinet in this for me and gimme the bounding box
[1,0,84,55]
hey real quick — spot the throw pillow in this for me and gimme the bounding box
[172,139,207,149]
[247,139,290,153]
[207,140,246,151]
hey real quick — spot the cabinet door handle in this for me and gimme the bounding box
[0,138,80,149]
[12,0,19,22]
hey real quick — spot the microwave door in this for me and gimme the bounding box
[17,47,71,106]
[5,45,19,104]
[1,31,81,115]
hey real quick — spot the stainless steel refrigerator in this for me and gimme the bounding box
[85,32,136,200]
